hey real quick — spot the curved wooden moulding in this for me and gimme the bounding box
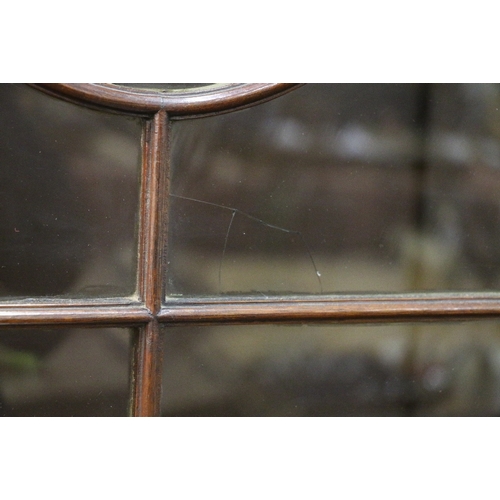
[32,83,300,116]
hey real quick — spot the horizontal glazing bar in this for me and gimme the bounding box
[160,293,500,324]
[3,293,500,326]
[0,303,152,326]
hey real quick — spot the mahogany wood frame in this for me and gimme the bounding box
[1,83,499,416]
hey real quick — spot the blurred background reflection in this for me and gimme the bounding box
[0,328,131,416]
[0,84,142,298]
[168,83,500,295]
[5,83,500,416]
[162,322,500,417]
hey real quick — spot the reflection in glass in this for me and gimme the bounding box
[114,83,216,92]
[162,322,500,417]
[0,84,142,298]
[167,84,500,296]
[0,327,132,416]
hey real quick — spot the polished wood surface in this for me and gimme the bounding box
[160,293,500,324]
[0,302,151,326]
[131,110,169,416]
[31,83,300,116]
[1,292,499,328]
[130,321,163,417]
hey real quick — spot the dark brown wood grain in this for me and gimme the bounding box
[131,110,169,416]
[30,83,301,116]
[137,110,169,311]
[0,303,151,326]
[159,293,500,325]
[130,321,163,417]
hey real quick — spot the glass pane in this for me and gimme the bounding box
[0,327,132,416]
[0,84,142,298]
[423,84,500,289]
[167,83,500,296]
[114,83,217,92]
[161,321,500,417]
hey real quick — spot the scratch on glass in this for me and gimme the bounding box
[171,194,323,293]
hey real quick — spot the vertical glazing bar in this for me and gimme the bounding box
[130,321,164,416]
[130,110,169,416]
